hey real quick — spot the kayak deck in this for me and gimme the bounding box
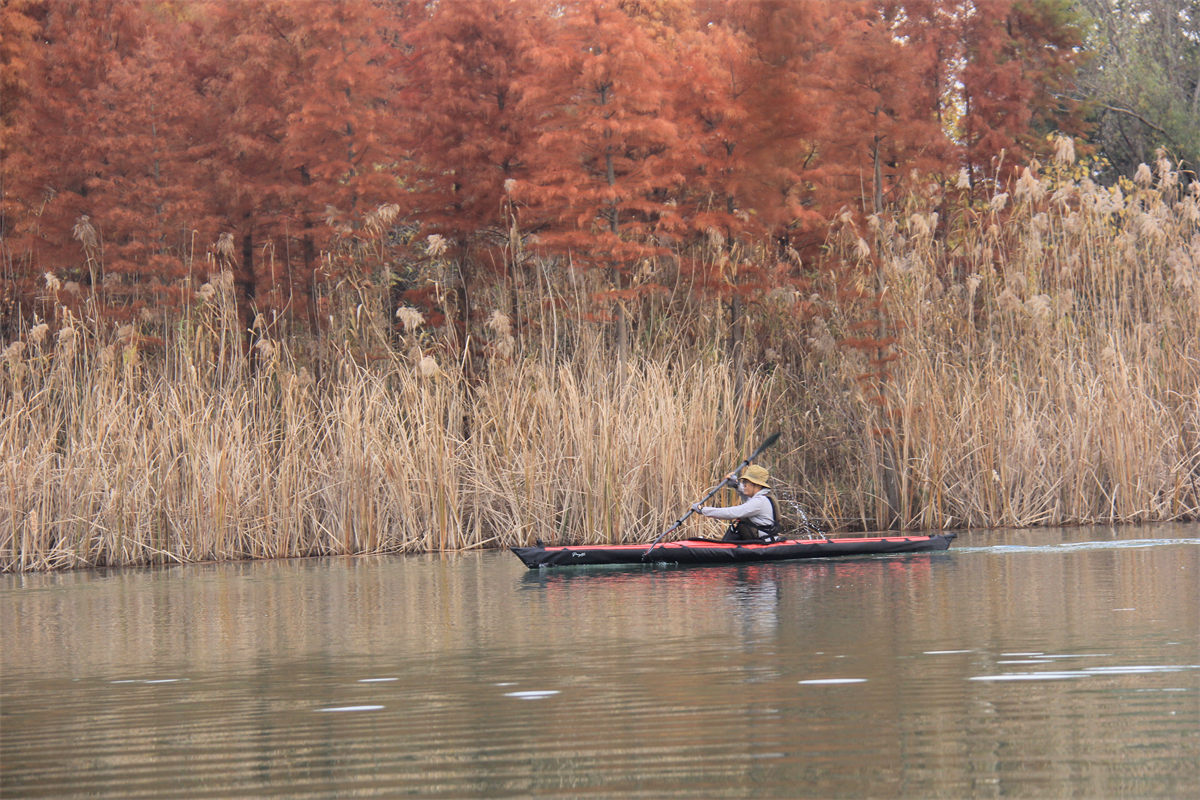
[510,533,956,568]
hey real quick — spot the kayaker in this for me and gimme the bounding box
[691,464,781,542]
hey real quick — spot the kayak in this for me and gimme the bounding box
[510,532,957,568]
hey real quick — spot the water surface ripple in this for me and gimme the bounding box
[3,524,1198,798]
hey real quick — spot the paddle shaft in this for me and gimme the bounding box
[643,432,780,560]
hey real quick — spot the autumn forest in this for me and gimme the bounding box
[2,0,1199,571]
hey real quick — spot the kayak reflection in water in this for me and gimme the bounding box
[691,464,781,543]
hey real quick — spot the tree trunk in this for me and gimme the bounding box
[728,292,746,431]
[457,249,474,383]
[299,166,320,336]
[604,142,629,365]
[237,228,256,338]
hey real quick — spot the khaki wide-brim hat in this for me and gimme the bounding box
[740,464,771,488]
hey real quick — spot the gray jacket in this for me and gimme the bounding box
[699,489,775,527]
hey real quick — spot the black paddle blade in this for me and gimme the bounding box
[750,431,781,459]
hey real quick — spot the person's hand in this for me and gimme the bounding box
[691,503,703,513]
[723,473,739,488]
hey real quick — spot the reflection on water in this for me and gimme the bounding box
[3,524,1198,798]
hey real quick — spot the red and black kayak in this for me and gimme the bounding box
[511,533,957,569]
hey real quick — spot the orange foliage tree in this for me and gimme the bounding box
[2,0,164,324]
[515,0,692,355]
[1,0,402,333]
[196,0,402,330]
[0,0,41,323]
[1,0,1090,344]
[399,0,548,349]
[952,0,1089,195]
[672,1,833,362]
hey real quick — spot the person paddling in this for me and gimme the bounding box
[692,464,780,543]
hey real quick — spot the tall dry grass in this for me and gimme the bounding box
[802,147,1200,529]
[3,148,1199,571]
[1,274,776,571]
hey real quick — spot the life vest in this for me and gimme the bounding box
[724,492,781,542]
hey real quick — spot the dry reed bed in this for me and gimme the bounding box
[0,322,774,571]
[3,155,1199,572]
[819,155,1200,529]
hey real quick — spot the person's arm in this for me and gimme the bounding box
[695,494,769,521]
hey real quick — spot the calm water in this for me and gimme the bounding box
[2,525,1198,798]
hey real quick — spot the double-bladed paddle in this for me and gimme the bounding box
[642,431,781,561]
